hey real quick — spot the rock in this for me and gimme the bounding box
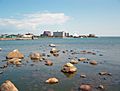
[30,52,42,60]
[53,53,59,57]
[80,50,87,54]
[80,74,86,78]
[99,54,103,56]
[50,48,58,53]
[64,63,74,67]
[78,58,87,61]
[0,71,3,74]
[70,59,78,64]
[62,51,66,53]
[7,58,22,65]
[6,49,24,59]
[61,63,77,73]
[49,44,56,47]
[80,84,92,91]
[0,48,2,51]
[0,80,18,91]
[89,60,97,65]
[98,85,104,89]
[45,60,53,66]
[45,78,58,84]
[99,71,112,76]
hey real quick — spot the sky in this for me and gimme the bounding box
[0,0,120,36]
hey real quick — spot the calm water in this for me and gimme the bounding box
[0,37,120,91]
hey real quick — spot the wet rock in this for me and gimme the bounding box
[47,55,51,57]
[0,80,18,91]
[70,59,78,64]
[0,48,2,51]
[7,58,22,65]
[6,49,24,59]
[89,60,97,65]
[62,51,66,53]
[45,78,58,84]
[53,53,59,57]
[61,63,77,73]
[45,60,53,66]
[99,71,112,76]
[0,71,3,74]
[50,48,58,53]
[49,44,56,47]
[99,54,103,56]
[80,50,87,54]
[98,85,104,89]
[30,52,42,60]
[78,58,87,61]
[80,74,86,78]
[80,84,92,91]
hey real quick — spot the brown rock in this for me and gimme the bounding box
[61,63,77,73]
[89,60,97,65]
[6,49,24,59]
[45,78,58,84]
[7,58,22,65]
[50,48,58,53]
[70,59,78,64]
[78,58,87,61]
[30,52,42,60]
[45,60,53,66]
[0,80,18,91]
[80,84,92,91]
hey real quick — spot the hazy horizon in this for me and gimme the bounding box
[0,0,120,36]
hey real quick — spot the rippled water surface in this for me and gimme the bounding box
[0,37,120,91]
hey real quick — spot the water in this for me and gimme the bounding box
[0,37,120,91]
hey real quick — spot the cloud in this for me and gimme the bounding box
[0,12,70,31]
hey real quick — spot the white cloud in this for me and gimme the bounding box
[0,12,70,30]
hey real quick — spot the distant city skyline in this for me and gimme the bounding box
[0,0,120,36]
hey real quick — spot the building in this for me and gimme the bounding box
[22,33,34,38]
[53,31,66,37]
[42,31,51,37]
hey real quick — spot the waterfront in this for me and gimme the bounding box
[0,37,120,91]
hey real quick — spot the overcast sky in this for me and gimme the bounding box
[0,0,120,36]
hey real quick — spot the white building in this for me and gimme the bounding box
[53,31,68,37]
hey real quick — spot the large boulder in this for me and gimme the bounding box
[0,80,18,91]
[61,63,77,73]
[6,49,24,59]
[45,78,59,84]
[30,52,42,60]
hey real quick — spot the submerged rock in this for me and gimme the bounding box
[45,60,53,66]
[80,84,92,91]
[6,49,24,59]
[61,63,77,73]
[0,80,18,91]
[30,52,42,60]
[45,78,58,84]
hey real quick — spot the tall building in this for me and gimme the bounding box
[42,31,51,37]
[53,31,66,37]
